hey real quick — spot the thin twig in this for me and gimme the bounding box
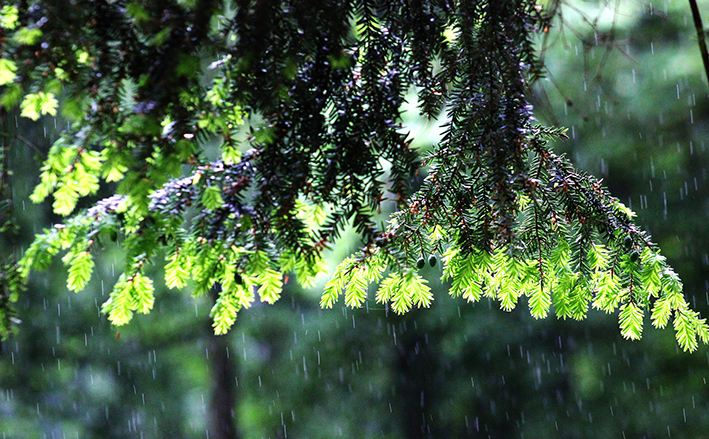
[689,0,709,86]
[15,134,46,159]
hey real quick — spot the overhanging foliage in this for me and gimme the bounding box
[1,0,707,351]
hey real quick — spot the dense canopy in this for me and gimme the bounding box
[0,0,707,350]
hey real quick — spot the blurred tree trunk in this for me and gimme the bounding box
[393,313,436,439]
[0,108,9,357]
[209,286,239,439]
[0,108,19,347]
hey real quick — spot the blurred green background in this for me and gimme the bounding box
[2,1,709,438]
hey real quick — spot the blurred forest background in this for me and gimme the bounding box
[2,1,709,438]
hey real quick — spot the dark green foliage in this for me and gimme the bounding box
[1,0,707,350]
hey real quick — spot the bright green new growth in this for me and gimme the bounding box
[18,191,325,335]
[0,59,17,86]
[19,91,58,121]
[321,220,708,352]
[2,0,708,351]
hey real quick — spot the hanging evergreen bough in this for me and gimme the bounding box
[1,0,707,351]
